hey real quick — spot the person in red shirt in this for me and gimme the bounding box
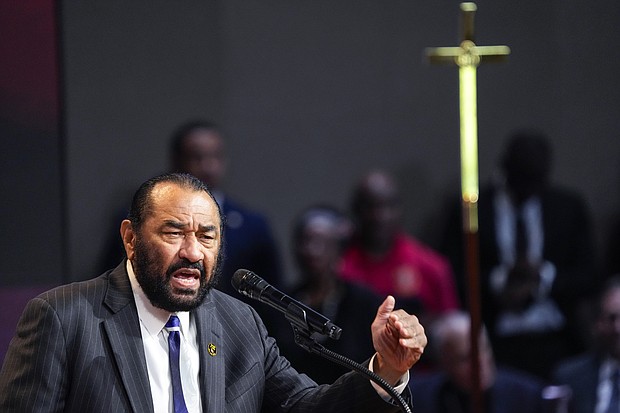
[340,169,459,319]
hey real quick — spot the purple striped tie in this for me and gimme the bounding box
[165,315,189,413]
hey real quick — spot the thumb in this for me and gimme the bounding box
[376,295,396,322]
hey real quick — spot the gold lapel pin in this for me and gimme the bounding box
[207,343,217,357]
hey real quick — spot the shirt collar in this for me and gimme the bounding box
[496,185,541,213]
[126,260,191,337]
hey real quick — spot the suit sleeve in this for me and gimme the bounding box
[0,297,68,412]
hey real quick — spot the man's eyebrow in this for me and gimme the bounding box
[162,220,187,229]
[161,221,217,232]
[198,224,218,232]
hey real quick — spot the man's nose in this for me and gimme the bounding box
[179,234,204,262]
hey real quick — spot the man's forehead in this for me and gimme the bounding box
[148,183,220,220]
[150,181,208,199]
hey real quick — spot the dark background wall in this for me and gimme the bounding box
[0,0,63,363]
[1,0,63,285]
[2,0,620,360]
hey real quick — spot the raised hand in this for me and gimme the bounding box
[371,296,427,385]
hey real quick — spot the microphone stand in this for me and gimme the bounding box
[291,325,412,413]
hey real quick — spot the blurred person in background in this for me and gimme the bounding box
[410,311,545,413]
[169,120,283,295]
[272,205,383,384]
[340,169,459,322]
[552,275,620,413]
[440,130,597,380]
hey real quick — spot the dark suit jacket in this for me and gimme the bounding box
[441,184,596,320]
[409,368,545,413]
[0,262,409,413]
[552,353,600,413]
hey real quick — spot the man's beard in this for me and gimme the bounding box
[133,238,220,312]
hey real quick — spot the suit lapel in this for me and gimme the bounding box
[194,293,225,413]
[102,263,154,413]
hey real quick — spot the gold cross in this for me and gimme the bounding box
[425,5,510,413]
[425,2,510,233]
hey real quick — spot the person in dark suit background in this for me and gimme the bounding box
[169,119,283,294]
[552,275,620,413]
[439,130,597,380]
[409,311,545,413]
[272,204,383,384]
[0,173,427,412]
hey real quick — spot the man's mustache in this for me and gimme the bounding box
[166,259,205,277]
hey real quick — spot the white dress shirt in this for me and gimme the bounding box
[127,261,202,413]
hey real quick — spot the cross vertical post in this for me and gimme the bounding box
[425,3,510,413]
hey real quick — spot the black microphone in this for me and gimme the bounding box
[232,269,342,340]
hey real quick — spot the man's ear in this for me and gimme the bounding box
[120,220,136,260]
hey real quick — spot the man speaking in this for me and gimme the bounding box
[0,173,426,412]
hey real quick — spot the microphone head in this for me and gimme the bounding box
[232,268,342,340]
[232,269,251,290]
[232,269,253,295]
[232,269,269,299]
